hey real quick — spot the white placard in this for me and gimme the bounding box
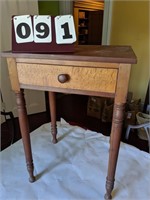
[33,15,52,43]
[54,15,76,44]
[13,15,33,43]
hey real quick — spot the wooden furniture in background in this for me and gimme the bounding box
[2,45,137,199]
[74,9,103,45]
[73,0,104,45]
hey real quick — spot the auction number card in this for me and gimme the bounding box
[54,15,76,44]
[12,14,76,53]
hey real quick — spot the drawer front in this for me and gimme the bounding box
[17,63,118,94]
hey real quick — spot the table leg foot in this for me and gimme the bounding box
[51,124,58,144]
[27,162,35,183]
[104,193,112,200]
[104,177,114,200]
[29,176,36,183]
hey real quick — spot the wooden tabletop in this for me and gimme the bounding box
[1,45,137,64]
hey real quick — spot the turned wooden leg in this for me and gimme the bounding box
[48,92,57,144]
[104,103,125,199]
[16,90,35,182]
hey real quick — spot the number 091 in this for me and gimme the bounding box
[13,15,76,44]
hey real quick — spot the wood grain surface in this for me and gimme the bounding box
[17,63,118,94]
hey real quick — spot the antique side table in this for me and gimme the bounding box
[2,45,137,199]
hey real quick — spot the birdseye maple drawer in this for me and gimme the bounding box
[17,63,118,94]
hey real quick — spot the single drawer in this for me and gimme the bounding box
[17,63,118,94]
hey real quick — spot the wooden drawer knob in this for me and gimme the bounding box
[58,74,69,83]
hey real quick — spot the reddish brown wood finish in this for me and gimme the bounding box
[2,45,137,199]
[1,45,137,64]
[48,92,57,143]
[15,90,35,182]
[105,103,125,199]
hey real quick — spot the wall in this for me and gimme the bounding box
[38,1,73,16]
[38,0,59,15]
[110,0,149,102]
[0,0,46,123]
